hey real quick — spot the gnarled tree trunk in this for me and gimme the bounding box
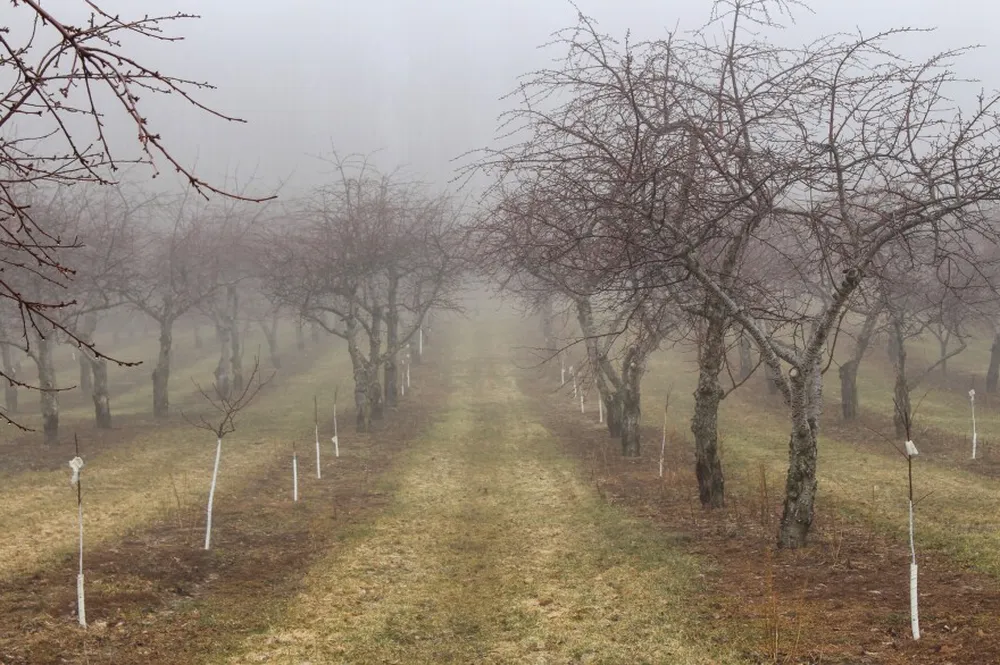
[691,309,727,508]
[777,359,822,549]
[619,345,646,458]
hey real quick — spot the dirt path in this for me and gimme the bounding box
[222,326,737,665]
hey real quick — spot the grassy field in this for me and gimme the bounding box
[4,311,999,664]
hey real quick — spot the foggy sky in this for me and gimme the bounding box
[59,0,1000,199]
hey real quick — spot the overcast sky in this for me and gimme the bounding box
[59,0,1000,199]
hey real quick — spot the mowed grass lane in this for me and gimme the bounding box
[222,323,741,665]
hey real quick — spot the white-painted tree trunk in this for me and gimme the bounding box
[204,438,222,550]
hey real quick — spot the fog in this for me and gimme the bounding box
[53,0,1000,198]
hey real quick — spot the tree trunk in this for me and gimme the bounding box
[987,333,1000,393]
[262,317,280,369]
[153,319,172,417]
[369,305,384,420]
[540,297,557,380]
[777,365,821,549]
[619,345,646,458]
[78,352,93,394]
[384,274,399,407]
[890,319,911,439]
[691,311,726,508]
[215,321,232,401]
[227,286,244,396]
[296,319,306,352]
[36,335,59,444]
[77,313,98,395]
[839,360,859,420]
[194,324,203,350]
[2,345,17,413]
[604,392,623,437]
[738,334,754,381]
[90,355,111,428]
[348,334,372,433]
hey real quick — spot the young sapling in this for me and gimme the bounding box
[69,434,86,628]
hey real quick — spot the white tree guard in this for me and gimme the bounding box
[69,456,86,627]
[659,421,667,478]
[906,439,920,640]
[580,392,585,414]
[969,389,978,459]
[293,454,299,502]
[315,424,322,479]
[333,403,340,457]
[419,327,423,356]
[204,438,222,550]
[909,500,920,639]
[406,362,411,389]
[599,397,604,424]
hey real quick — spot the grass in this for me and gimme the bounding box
[639,336,1000,580]
[221,321,742,665]
[0,333,352,580]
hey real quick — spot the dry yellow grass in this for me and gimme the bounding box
[0,339,352,580]
[642,344,1000,578]
[222,326,743,665]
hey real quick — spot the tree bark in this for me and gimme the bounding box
[619,345,646,458]
[738,333,754,381]
[215,321,232,401]
[574,295,623,439]
[90,355,111,428]
[384,273,400,407]
[691,309,727,508]
[347,325,372,433]
[988,333,1000,393]
[839,360,859,420]
[227,286,244,396]
[369,304,384,420]
[77,313,98,395]
[2,345,17,413]
[261,316,280,369]
[36,334,59,444]
[153,318,172,417]
[777,363,821,549]
[890,318,911,439]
